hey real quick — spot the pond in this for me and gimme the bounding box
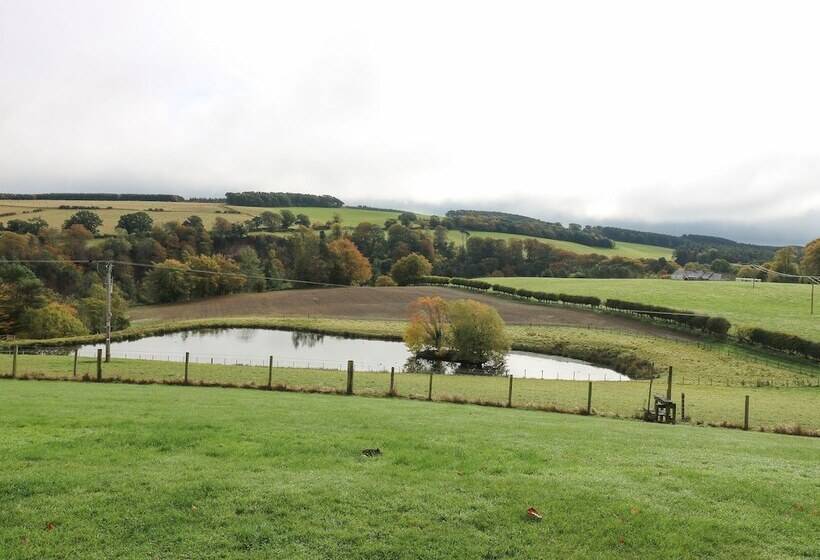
[77,328,630,381]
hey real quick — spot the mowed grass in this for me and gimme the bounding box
[484,277,820,341]
[1,380,818,559]
[3,350,819,430]
[441,229,674,259]
[0,200,402,235]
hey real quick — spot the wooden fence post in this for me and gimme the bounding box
[427,372,433,401]
[587,381,592,415]
[73,348,78,377]
[389,366,395,395]
[646,377,654,410]
[268,356,273,389]
[681,392,686,421]
[744,395,750,431]
[96,349,102,381]
[184,352,190,384]
[346,360,354,395]
[11,345,17,378]
[666,366,673,401]
[507,375,514,408]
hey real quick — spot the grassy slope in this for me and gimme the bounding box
[442,229,674,258]
[3,351,818,430]
[483,277,820,341]
[1,381,818,559]
[1,198,674,258]
[0,200,402,235]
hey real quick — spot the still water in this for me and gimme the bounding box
[78,328,629,381]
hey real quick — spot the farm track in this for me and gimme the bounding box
[130,286,699,341]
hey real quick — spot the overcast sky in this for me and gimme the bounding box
[1,1,818,244]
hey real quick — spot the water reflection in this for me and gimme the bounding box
[291,331,324,349]
[72,328,630,380]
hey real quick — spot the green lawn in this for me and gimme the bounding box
[1,380,818,559]
[483,278,820,341]
[442,230,674,259]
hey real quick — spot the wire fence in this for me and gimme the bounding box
[0,345,818,434]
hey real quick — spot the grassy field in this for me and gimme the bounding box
[0,200,402,235]
[483,277,820,341]
[440,229,674,259]
[2,350,818,430]
[1,380,818,559]
[0,198,675,258]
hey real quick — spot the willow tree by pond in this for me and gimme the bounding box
[403,296,510,367]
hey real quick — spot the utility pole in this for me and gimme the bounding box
[105,261,113,363]
[811,281,815,315]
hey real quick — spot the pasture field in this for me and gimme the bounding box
[1,380,818,559]
[0,198,675,258]
[2,351,818,430]
[0,199,402,235]
[483,277,820,341]
[439,229,674,259]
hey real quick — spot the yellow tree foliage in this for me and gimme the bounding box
[801,238,820,275]
[403,296,449,355]
[327,239,372,285]
[445,299,510,364]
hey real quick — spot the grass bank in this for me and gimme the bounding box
[1,381,818,559]
[3,351,819,431]
[482,277,820,342]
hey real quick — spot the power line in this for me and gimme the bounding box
[1,257,351,289]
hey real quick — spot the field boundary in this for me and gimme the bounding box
[421,281,820,368]
[2,373,817,438]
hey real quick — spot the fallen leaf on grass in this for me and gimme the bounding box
[45,522,55,531]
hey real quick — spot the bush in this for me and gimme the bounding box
[450,278,492,290]
[737,327,820,360]
[419,276,451,286]
[22,302,89,339]
[375,275,397,287]
[705,316,731,336]
[558,293,601,306]
[390,253,433,286]
[491,284,517,295]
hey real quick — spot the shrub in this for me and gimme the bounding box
[558,293,601,306]
[705,316,731,336]
[737,327,820,360]
[450,278,492,290]
[390,253,433,286]
[375,275,397,287]
[491,284,517,295]
[418,276,451,285]
[22,302,89,339]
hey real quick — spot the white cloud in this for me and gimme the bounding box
[1,0,819,243]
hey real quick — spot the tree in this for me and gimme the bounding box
[768,247,799,282]
[399,212,417,226]
[64,210,103,234]
[327,239,372,285]
[801,238,820,275]
[403,296,449,355]
[445,299,510,364]
[390,253,432,285]
[5,217,48,235]
[295,213,311,227]
[259,211,283,231]
[78,283,130,333]
[710,258,731,273]
[235,247,265,291]
[280,209,296,228]
[141,259,193,303]
[21,302,89,339]
[116,211,153,235]
[187,254,246,297]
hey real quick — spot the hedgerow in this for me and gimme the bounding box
[737,327,820,361]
